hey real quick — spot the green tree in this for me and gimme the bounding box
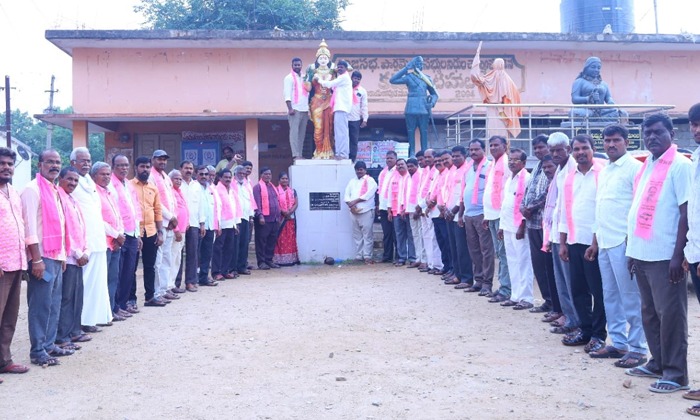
[1,108,105,175]
[136,0,349,30]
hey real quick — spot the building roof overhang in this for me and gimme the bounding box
[45,29,700,56]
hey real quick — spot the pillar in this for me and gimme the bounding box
[246,118,259,184]
[72,120,88,148]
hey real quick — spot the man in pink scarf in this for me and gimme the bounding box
[253,167,281,270]
[169,170,190,291]
[55,167,91,351]
[21,149,69,367]
[93,162,128,323]
[284,57,309,161]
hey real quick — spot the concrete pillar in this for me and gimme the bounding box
[72,120,88,148]
[245,118,259,184]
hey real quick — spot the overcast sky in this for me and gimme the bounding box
[1,0,698,116]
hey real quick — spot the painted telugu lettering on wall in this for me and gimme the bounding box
[333,54,526,104]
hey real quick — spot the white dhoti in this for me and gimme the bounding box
[409,214,426,264]
[155,230,174,297]
[421,216,443,270]
[503,230,534,303]
[81,251,112,326]
[170,234,186,288]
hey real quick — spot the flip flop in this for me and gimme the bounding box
[649,380,690,393]
[686,403,700,417]
[71,333,92,343]
[614,352,647,368]
[589,346,626,359]
[684,390,700,401]
[625,366,662,378]
[0,364,29,374]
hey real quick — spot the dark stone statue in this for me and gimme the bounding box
[570,56,627,121]
[390,56,439,156]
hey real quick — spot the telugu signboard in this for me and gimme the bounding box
[333,54,525,104]
[576,126,643,151]
[309,192,341,211]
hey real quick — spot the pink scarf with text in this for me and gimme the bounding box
[632,144,678,240]
[291,69,308,104]
[37,175,65,258]
[58,188,83,255]
[173,187,190,232]
[512,169,528,228]
[216,182,235,221]
[207,185,220,230]
[110,173,142,232]
[150,167,171,212]
[490,154,507,210]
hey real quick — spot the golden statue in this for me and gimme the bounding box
[305,40,336,159]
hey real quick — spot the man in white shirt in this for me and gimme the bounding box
[482,136,512,302]
[284,58,309,161]
[377,152,397,263]
[683,103,700,413]
[587,125,647,366]
[416,149,444,274]
[344,161,378,263]
[625,114,691,394]
[70,147,112,331]
[458,140,494,294]
[558,135,606,351]
[442,146,473,287]
[177,161,206,292]
[196,166,219,287]
[234,165,255,275]
[319,60,353,160]
[348,71,369,162]
[404,158,424,268]
[544,133,579,335]
[498,149,533,309]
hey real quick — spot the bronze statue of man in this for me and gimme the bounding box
[390,56,439,156]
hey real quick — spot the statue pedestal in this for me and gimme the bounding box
[289,159,356,263]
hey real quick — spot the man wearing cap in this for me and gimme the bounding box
[149,150,180,302]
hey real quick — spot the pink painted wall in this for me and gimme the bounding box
[71,46,700,116]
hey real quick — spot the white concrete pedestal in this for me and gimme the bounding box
[290,159,356,263]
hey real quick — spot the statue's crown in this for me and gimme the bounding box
[316,39,331,58]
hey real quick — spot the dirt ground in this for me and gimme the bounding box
[1,261,699,420]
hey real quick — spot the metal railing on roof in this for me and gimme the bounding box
[444,103,676,156]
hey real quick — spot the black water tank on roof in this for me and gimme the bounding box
[560,0,635,33]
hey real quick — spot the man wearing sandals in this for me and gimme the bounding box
[684,103,700,416]
[21,149,70,366]
[558,135,607,352]
[587,125,647,367]
[0,147,30,379]
[625,113,691,394]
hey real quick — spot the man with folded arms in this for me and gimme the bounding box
[22,149,70,366]
[176,161,205,292]
[388,159,415,267]
[427,151,453,277]
[55,167,91,351]
[405,158,426,269]
[625,114,691,394]
[234,165,255,275]
[344,161,378,263]
[558,135,607,352]
[415,149,443,275]
[482,136,512,303]
[0,147,30,379]
[109,155,142,314]
[70,147,111,332]
[93,162,128,322]
[459,139,494,295]
[131,156,166,307]
[588,125,647,367]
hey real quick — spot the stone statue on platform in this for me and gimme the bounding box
[305,40,336,159]
[570,56,627,122]
[470,41,522,138]
[390,56,439,157]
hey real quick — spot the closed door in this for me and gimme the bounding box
[135,133,182,172]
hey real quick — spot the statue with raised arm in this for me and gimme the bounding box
[470,41,522,138]
[390,56,439,157]
[569,56,627,121]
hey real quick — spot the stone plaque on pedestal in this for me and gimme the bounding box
[289,160,356,263]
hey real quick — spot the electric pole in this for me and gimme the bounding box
[3,76,10,148]
[45,75,58,149]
